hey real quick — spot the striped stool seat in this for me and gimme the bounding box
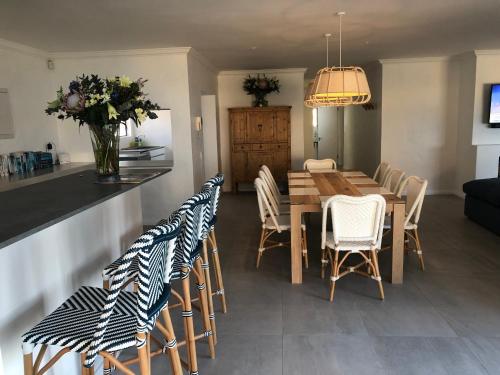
[23,285,160,354]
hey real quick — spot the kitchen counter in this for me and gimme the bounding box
[0,167,171,250]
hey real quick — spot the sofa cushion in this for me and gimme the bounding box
[463,178,500,207]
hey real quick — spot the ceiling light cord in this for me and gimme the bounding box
[326,34,330,68]
[339,13,342,68]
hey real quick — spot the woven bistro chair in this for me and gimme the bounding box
[102,192,216,375]
[22,215,184,375]
[258,170,290,215]
[373,161,391,185]
[383,169,406,195]
[254,177,308,268]
[201,174,228,314]
[384,176,428,270]
[322,194,386,302]
[303,158,337,171]
[260,165,290,204]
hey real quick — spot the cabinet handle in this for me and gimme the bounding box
[258,124,263,131]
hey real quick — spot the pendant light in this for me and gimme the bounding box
[306,12,371,107]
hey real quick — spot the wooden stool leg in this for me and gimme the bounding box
[329,250,339,302]
[320,248,327,279]
[80,353,89,375]
[137,332,150,375]
[256,227,266,268]
[194,258,216,359]
[371,249,385,300]
[210,229,227,314]
[181,270,198,374]
[414,229,425,271]
[23,350,34,375]
[301,227,309,269]
[161,308,183,375]
[202,239,217,345]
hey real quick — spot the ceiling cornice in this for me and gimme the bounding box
[379,56,449,64]
[50,47,192,60]
[218,68,307,77]
[0,38,47,58]
[474,49,500,56]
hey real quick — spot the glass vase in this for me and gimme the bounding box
[253,93,268,107]
[88,124,120,182]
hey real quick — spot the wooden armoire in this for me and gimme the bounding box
[229,106,291,192]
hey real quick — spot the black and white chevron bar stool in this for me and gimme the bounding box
[202,174,227,314]
[21,215,184,375]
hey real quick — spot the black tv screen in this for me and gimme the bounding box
[489,84,500,125]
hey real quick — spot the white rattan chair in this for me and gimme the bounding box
[260,165,290,204]
[255,177,308,268]
[387,176,428,270]
[383,169,406,196]
[322,194,386,302]
[259,170,290,214]
[303,158,337,171]
[373,161,391,185]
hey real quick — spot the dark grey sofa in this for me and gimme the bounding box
[463,178,500,236]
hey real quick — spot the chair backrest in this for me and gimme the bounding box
[255,177,282,232]
[171,191,211,280]
[201,173,224,236]
[84,213,182,367]
[321,194,386,250]
[383,169,406,195]
[260,164,283,208]
[399,176,428,227]
[303,158,337,171]
[258,170,281,214]
[374,161,391,184]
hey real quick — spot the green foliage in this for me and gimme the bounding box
[243,74,280,96]
[45,74,160,127]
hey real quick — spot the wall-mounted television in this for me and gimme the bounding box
[489,84,500,127]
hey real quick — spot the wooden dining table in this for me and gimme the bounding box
[288,169,406,284]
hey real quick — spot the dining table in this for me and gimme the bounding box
[288,169,406,284]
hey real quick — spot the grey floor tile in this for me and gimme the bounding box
[215,303,283,336]
[283,334,386,375]
[463,337,500,374]
[373,336,488,375]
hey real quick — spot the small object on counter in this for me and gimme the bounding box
[35,152,53,169]
[25,152,36,172]
[58,153,71,164]
[0,154,9,176]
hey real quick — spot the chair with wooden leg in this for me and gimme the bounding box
[22,216,184,375]
[202,174,228,314]
[321,194,386,302]
[386,175,428,270]
[260,164,290,204]
[383,169,406,195]
[303,158,337,171]
[254,177,308,269]
[259,170,290,214]
[373,161,392,185]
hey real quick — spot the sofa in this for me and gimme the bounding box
[463,178,500,236]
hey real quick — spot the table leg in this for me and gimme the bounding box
[290,204,303,284]
[391,203,405,284]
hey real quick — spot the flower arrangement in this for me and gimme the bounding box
[243,74,280,107]
[46,75,160,181]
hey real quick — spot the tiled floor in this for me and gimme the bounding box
[144,193,500,374]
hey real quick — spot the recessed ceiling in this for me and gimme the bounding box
[1,0,500,76]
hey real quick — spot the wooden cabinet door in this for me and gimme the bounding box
[273,149,289,181]
[246,111,275,143]
[275,110,290,143]
[231,152,247,182]
[247,152,274,180]
[230,112,247,143]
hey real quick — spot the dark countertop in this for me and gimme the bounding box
[0,168,171,250]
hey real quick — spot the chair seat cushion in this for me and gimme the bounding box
[463,178,500,207]
[383,216,416,230]
[22,285,168,354]
[264,214,306,231]
[324,232,375,251]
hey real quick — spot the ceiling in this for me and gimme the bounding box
[1,0,500,76]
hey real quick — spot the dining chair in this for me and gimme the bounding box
[260,164,290,203]
[373,161,391,185]
[303,158,337,171]
[322,194,386,302]
[22,217,184,375]
[254,177,308,268]
[387,176,428,270]
[383,168,406,195]
[259,170,290,214]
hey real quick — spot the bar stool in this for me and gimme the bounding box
[102,192,216,375]
[21,216,184,375]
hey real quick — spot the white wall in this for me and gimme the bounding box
[217,68,306,191]
[187,50,218,188]
[0,39,57,154]
[343,62,382,176]
[380,58,459,194]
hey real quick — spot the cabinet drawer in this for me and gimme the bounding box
[233,144,251,152]
[273,143,288,151]
[251,143,274,151]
